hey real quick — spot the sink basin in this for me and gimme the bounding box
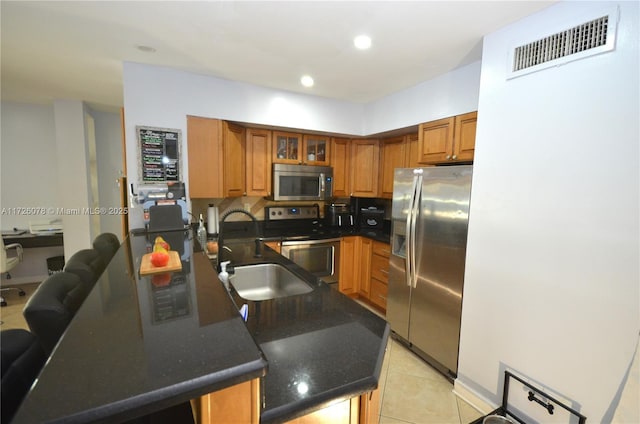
[229,263,313,301]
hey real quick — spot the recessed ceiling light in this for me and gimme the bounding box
[136,45,156,53]
[354,35,372,50]
[301,75,314,87]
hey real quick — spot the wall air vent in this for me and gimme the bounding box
[508,6,618,79]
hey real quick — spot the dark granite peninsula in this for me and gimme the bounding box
[219,239,390,423]
[12,231,389,424]
[12,231,267,423]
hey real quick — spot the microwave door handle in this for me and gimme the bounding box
[338,215,342,226]
[320,173,325,195]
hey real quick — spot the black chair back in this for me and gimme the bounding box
[92,232,120,264]
[1,329,47,423]
[23,272,86,355]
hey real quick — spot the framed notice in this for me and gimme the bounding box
[137,126,182,183]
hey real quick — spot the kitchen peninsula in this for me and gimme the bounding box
[12,230,389,424]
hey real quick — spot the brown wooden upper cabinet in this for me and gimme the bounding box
[245,128,272,197]
[416,111,477,165]
[302,135,330,166]
[350,139,380,198]
[379,135,408,199]
[187,116,246,198]
[330,137,350,198]
[272,132,330,166]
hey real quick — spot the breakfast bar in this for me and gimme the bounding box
[11,230,389,423]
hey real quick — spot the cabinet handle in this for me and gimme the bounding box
[452,154,457,160]
[446,155,451,160]
[380,269,389,275]
[377,294,386,300]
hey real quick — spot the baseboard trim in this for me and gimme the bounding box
[453,379,495,416]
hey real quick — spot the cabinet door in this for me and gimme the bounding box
[339,237,357,295]
[264,240,281,254]
[302,135,330,166]
[452,111,477,162]
[350,139,380,198]
[223,122,246,197]
[417,117,455,164]
[187,116,223,198]
[197,378,260,424]
[273,131,302,164]
[358,237,373,298]
[330,137,350,198]
[246,128,272,197]
[379,136,406,198]
[404,132,420,169]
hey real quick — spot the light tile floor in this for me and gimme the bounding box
[354,300,483,424]
[378,338,483,424]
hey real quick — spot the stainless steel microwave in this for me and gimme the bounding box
[271,163,333,201]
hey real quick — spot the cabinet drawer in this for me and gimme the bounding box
[371,253,389,282]
[372,241,390,258]
[370,278,387,310]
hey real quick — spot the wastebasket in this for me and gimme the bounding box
[47,256,65,275]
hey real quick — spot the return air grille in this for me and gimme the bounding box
[507,6,618,79]
[513,16,609,72]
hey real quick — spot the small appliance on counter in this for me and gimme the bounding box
[359,206,385,230]
[325,203,355,228]
[132,182,188,232]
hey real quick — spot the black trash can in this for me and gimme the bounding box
[47,256,65,276]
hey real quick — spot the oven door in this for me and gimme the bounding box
[281,238,340,287]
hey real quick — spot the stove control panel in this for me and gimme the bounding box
[265,205,319,221]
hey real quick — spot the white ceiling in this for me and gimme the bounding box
[1,1,555,111]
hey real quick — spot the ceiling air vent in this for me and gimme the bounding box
[508,6,618,79]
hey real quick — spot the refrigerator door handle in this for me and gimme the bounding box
[405,174,419,287]
[411,172,423,289]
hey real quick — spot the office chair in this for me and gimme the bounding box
[1,238,26,307]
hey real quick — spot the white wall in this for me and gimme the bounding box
[122,61,480,229]
[1,101,126,279]
[363,61,481,134]
[92,108,125,240]
[0,102,59,229]
[53,100,94,258]
[0,102,63,282]
[457,2,639,423]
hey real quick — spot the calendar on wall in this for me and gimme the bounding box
[136,126,182,183]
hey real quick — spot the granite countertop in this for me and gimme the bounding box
[12,230,268,424]
[12,230,389,424]
[217,239,390,423]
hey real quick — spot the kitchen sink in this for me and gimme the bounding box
[229,263,313,301]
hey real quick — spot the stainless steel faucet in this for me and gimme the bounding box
[217,208,262,264]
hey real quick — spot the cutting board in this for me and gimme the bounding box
[140,251,182,275]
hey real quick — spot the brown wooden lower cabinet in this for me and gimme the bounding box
[264,240,281,253]
[284,387,381,424]
[194,382,379,424]
[339,237,389,312]
[194,378,260,424]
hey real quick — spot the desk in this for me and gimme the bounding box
[2,232,63,248]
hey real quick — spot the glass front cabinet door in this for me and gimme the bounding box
[303,135,330,166]
[273,131,301,164]
[273,132,330,166]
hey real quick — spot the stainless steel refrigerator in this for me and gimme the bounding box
[387,165,472,380]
